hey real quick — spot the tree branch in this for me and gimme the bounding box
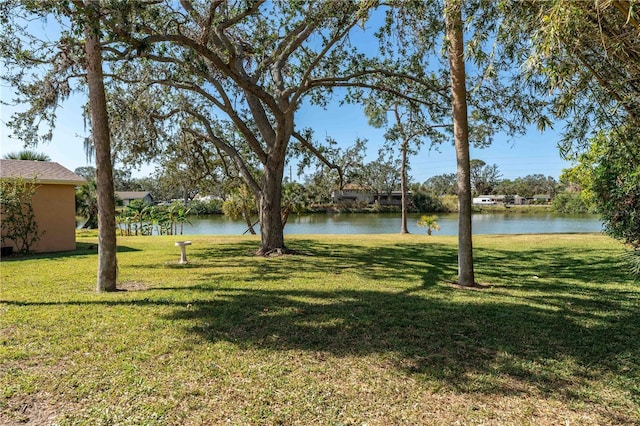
[292,131,344,188]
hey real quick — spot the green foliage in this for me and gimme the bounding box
[515,1,640,155]
[189,198,223,215]
[222,186,257,221]
[416,214,440,235]
[422,173,458,196]
[116,200,191,236]
[76,180,98,229]
[495,174,559,199]
[565,128,640,249]
[551,192,592,214]
[470,159,501,196]
[0,178,42,253]
[412,192,447,213]
[296,137,368,199]
[590,130,640,247]
[281,182,309,223]
[621,249,640,280]
[74,167,96,181]
[440,195,459,212]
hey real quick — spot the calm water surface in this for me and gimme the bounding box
[181,213,603,236]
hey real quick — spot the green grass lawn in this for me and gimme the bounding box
[1,232,639,425]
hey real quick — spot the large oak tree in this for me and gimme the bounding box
[94,1,444,255]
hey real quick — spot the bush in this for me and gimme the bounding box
[551,192,592,214]
[189,198,223,215]
[412,192,447,213]
[440,195,459,212]
[0,178,42,253]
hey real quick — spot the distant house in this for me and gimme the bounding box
[532,194,552,204]
[115,191,154,206]
[0,160,85,253]
[331,184,411,206]
[331,184,375,204]
[377,190,411,206]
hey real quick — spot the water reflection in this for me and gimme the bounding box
[180,213,603,236]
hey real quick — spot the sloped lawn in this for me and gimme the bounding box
[1,232,639,425]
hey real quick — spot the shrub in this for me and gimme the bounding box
[0,177,42,253]
[440,195,459,212]
[189,198,223,215]
[551,192,592,214]
[412,192,447,213]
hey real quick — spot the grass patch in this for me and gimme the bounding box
[1,233,639,424]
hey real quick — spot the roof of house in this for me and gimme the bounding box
[0,159,86,185]
[115,191,153,200]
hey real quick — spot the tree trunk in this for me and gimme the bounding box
[242,205,257,235]
[257,157,285,255]
[85,0,118,292]
[445,0,475,286]
[400,138,409,234]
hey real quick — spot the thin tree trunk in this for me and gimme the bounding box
[445,0,475,286]
[400,138,409,234]
[85,0,117,291]
[242,205,257,235]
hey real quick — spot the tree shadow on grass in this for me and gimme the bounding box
[189,238,460,287]
[1,243,140,261]
[8,238,638,422]
[156,239,639,422]
[163,285,639,421]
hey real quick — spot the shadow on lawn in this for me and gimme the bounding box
[166,285,639,409]
[190,239,461,287]
[1,242,140,261]
[159,239,639,420]
[6,238,639,422]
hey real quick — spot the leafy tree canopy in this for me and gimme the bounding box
[513,0,640,156]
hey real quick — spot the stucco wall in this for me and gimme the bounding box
[33,184,77,252]
[1,184,77,253]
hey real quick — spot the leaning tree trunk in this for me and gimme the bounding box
[242,205,257,235]
[400,138,410,234]
[445,0,475,286]
[257,155,285,255]
[84,0,118,291]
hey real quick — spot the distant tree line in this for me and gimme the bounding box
[75,155,594,225]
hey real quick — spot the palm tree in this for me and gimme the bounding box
[4,150,51,161]
[222,185,258,235]
[173,204,192,235]
[76,180,98,229]
[417,215,440,236]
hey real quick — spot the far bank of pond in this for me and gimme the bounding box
[180,212,603,236]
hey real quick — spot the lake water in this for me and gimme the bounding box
[179,213,603,236]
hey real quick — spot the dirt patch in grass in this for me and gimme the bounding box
[0,394,61,425]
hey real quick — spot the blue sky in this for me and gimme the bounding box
[0,5,573,184]
[295,101,572,183]
[0,88,572,183]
